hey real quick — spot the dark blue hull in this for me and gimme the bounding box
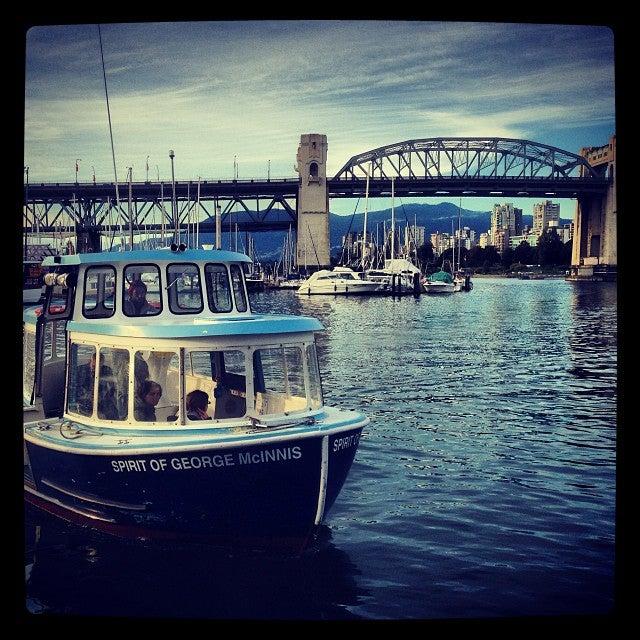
[25,427,363,549]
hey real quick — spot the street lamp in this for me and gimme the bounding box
[156,165,160,181]
[91,166,96,184]
[75,158,81,183]
[169,150,177,243]
[146,155,150,182]
[233,155,237,180]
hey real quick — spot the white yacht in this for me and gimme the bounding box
[297,267,387,295]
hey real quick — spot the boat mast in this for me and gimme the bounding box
[457,197,462,272]
[361,169,370,271]
[196,177,201,250]
[98,24,124,251]
[390,176,395,272]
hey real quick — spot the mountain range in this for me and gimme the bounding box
[198,202,572,262]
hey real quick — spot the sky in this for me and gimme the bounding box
[23,20,616,219]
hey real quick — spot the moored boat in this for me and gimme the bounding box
[23,248,367,551]
[297,266,387,296]
[423,269,456,294]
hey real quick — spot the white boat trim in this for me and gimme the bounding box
[24,415,369,456]
[25,485,117,522]
[314,435,329,525]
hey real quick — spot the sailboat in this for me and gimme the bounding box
[452,199,473,292]
[364,176,420,294]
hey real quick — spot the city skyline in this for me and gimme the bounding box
[23,20,616,219]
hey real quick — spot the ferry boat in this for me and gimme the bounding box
[297,267,387,296]
[23,248,368,550]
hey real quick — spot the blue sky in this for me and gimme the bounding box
[24,20,615,219]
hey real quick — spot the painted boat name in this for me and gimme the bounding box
[110,446,302,473]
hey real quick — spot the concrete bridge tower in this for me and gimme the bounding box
[296,134,330,269]
[570,134,616,280]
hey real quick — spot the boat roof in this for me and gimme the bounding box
[23,306,323,337]
[42,249,252,267]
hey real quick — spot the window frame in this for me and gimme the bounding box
[204,263,233,314]
[122,263,163,318]
[166,262,204,315]
[82,265,117,319]
[229,263,248,312]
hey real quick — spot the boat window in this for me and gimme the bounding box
[123,265,162,317]
[47,280,70,315]
[305,344,323,409]
[83,266,116,318]
[97,347,129,421]
[253,347,307,415]
[23,328,36,403]
[167,263,204,314]
[230,264,248,312]
[204,263,232,312]
[67,344,97,417]
[186,350,247,420]
[133,350,180,423]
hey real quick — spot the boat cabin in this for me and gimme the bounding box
[23,249,325,428]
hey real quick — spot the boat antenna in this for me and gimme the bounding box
[98,24,122,251]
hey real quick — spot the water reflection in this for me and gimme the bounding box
[24,506,367,620]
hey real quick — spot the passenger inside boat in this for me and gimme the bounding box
[186,390,211,420]
[134,380,163,422]
[63,340,323,424]
[124,280,156,316]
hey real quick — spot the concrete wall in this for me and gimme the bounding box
[571,134,616,273]
[296,134,330,269]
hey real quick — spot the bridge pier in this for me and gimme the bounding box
[296,134,331,270]
[569,135,616,281]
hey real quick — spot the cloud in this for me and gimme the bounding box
[23,21,615,183]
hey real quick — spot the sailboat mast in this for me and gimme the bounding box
[391,176,395,270]
[457,197,462,271]
[196,177,201,250]
[362,171,370,270]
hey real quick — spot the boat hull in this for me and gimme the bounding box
[297,282,386,295]
[423,282,455,294]
[24,421,364,549]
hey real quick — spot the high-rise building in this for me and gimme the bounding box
[491,203,522,251]
[533,200,560,235]
[454,226,476,250]
[479,232,491,249]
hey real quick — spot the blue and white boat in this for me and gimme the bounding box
[23,248,367,550]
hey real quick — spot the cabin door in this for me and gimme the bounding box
[35,271,76,418]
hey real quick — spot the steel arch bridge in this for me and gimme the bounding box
[22,137,609,245]
[332,137,601,181]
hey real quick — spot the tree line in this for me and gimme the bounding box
[417,229,573,273]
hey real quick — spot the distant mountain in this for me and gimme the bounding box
[196,202,571,262]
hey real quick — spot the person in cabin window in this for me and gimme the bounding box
[134,380,162,422]
[76,352,113,416]
[186,390,212,420]
[124,280,155,316]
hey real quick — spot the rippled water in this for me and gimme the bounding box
[23,278,617,620]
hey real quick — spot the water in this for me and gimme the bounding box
[22,278,618,620]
